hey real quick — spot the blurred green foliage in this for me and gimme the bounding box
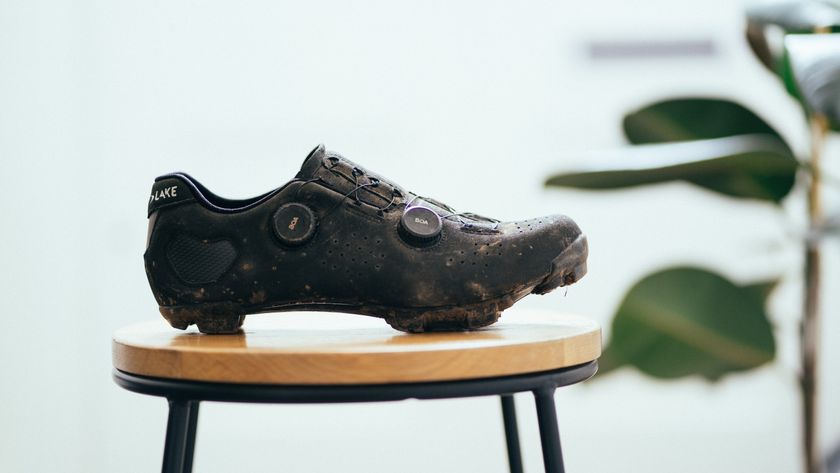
[598,268,776,380]
[546,11,840,381]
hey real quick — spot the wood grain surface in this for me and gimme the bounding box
[113,309,601,385]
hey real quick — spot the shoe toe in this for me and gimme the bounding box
[502,214,587,293]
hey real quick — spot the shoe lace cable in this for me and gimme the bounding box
[405,194,500,225]
[297,161,403,218]
[301,156,497,226]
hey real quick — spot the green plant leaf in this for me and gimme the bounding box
[784,33,840,129]
[742,280,780,303]
[622,98,784,144]
[745,1,840,73]
[545,135,798,203]
[748,1,840,32]
[598,267,777,381]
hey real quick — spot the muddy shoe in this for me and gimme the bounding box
[144,144,588,334]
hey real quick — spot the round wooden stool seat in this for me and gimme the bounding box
[113,309,601,385]
[113,309,601,473]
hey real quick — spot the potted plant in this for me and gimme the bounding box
[545,2,840,472]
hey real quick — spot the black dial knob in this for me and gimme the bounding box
[399,206,442,245]
[272,203,317,246]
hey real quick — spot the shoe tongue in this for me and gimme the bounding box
[295,144,372,182]
[294,144,407,209]
[294,144,495,223]
[295,144,327,180]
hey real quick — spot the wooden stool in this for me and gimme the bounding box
[112,310,600,473]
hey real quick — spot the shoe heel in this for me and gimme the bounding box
[159,302,246,334]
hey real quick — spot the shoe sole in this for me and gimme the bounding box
[159,234,588,334]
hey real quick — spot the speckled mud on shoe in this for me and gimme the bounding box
[144,144,588,334]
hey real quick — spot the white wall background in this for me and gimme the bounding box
[1,1,838,472]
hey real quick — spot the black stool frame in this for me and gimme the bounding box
[114,361,597,473]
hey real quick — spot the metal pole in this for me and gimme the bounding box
[533,387,565,473]
[501,395,524,473]
[162,399,199,473]
[182,402,200,473]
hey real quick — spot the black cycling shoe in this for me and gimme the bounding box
[144,145,588,334]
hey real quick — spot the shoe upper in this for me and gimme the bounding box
[144,145,583,312]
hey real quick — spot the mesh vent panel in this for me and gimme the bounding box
[166,234,237,284]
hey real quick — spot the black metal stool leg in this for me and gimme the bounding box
[162,399,200,473]
[533,388,565,473]
[500,395,524,473]
[182,401,200,473]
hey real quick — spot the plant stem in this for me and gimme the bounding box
[803,114,827,473]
